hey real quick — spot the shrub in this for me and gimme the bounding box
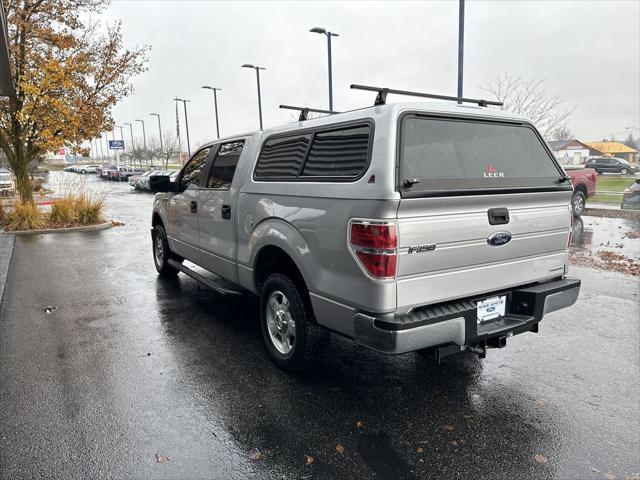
[0,201,5,224]
[73,194,104,225]
[49,197,74,224]
[6,201,44,231]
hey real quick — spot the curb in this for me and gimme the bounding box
[0,232,15,307]
[584,208,639,220]
[6,221,113,236]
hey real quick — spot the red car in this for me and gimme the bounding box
[565,167,597,216]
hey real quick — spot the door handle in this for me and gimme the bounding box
[190,201,197,214]
[488,207,509,225]
[221,204,231,219]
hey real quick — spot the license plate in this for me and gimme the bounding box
[477,295,506,323]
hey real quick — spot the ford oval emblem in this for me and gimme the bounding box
[487,232,512,247]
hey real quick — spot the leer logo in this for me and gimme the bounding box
[484,164,505,178]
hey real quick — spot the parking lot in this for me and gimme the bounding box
[1,174,639,479]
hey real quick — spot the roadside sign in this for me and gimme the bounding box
[109,140,125,150]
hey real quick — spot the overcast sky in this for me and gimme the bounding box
[104,0,640,149]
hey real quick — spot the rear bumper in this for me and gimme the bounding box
[354,277,581,355]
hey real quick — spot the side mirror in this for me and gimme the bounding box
[149,175,175,193]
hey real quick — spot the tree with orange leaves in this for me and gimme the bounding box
[0,0,148,202]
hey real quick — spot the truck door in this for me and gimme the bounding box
[165,147,212,263]
[197,140,245,282]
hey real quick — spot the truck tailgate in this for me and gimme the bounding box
[395,191,571,311]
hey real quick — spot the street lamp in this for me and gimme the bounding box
[309,27,339,111]
[124,122,135,165]
[135,119,147,150]
[202,85,222,138]
[115,125,125,151]
[242,64,266,130]
[150,113,163,153]
[174,97,192,157]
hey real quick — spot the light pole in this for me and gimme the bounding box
[242,64,266,130]
[124,122,135,165]
[175,97,191,157]
[202,86,222,138]
[103,133,110,162]
[115,125,125,151]
[150,113,163,152]
[135,119,147,150]
[98,135,104,161]
[457,0,465,103]
[309,27,339,111]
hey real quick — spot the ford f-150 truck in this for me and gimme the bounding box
[150,89,581,371]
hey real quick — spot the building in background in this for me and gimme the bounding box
[584,141,638,163]
[547,139,594,165]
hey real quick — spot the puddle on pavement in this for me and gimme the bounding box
[571,215,640,260]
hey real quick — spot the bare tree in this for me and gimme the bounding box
[550,126,574,141]
[480,74,573,138]
[624,132,638,151]
[159,132,179,169]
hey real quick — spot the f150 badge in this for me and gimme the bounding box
[487,232,512,246]
[408,244,436,254]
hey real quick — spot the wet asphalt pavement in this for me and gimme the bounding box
[1,174,639,480]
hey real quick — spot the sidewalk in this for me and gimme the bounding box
[0,232,14,305]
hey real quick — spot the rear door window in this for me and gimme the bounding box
[206,141,244,189]
[399,115,563,194]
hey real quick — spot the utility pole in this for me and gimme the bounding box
[457,0,465,103]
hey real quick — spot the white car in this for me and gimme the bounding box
[0,169,15,196]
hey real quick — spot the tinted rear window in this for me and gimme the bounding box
[301,125,370,177]
[254,123,371,181]
[254,134,311,179]
[400,116,562,193]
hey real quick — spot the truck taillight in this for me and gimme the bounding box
[350,221,397,279]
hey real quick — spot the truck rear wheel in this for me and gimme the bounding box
[152,224,180,277]
[571,191,586,216]
[260,273,327,372]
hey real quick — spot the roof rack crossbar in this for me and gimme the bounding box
[350,84,503,107]
[279,104,341,121]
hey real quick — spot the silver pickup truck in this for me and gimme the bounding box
[151,93,581,371]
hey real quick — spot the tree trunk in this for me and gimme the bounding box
[12,153,33,203]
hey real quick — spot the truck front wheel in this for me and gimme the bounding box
[152,224,180,277]
[260,273,327,372]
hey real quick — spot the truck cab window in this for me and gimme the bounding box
[180,148,211,190]
[207,141,244,189]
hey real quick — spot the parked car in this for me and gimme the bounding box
[150,93,581,371]
[99,164,117,179]
[144,170,177,191]
[621,176,640,210]
[63,165,76,172]
[0,168,15,196]
[563,166,597,216]
[77,165,98,174]
[585,156,639,175]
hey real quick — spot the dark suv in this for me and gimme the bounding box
[585,156,638,175]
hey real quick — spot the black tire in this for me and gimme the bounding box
[571,190,586,217]
[80,169,86,174]
[152,224,180,277]
[260,273,328,372]
[620,168,628,175]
